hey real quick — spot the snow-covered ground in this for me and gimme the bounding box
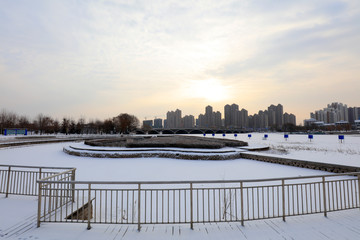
[0,133,360,239]
[203,133,360,167]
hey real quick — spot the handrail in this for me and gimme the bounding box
[0,164,74,170]
[37,171,359,185]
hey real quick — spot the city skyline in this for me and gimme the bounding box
[1,1,360,125]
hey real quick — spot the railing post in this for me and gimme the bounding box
[322,177,327,217]
[282,179,286,222]
[71,169,76,202]
[37,181,42,228]
[190,183,193,230]
[240,182,244,226]
[358,175,360,209]
[138,183,141,231]
[87,183,91,230]
[5,166,11,197]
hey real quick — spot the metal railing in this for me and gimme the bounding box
[37,172,360,230]
[0,164,75,197]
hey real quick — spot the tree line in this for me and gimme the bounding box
[0,109,139,135]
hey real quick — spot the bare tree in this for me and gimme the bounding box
[113,113,139,133]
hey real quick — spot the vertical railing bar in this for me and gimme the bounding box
[178,189,180,223]
[277,186,280,217]
[300,184,303,215]
[167,190,170,224]
[332,181,335,211]
[82,189,85,222]
[162,189,164,224]
[196,189,199,222]
[126,190,129,223]
[250,188,253,219]
[156,190,158,223]
[144,190,147,224]
[203,188,205,223]
[322,177,327,217]
[59,183,63,221]
[87,184,91,230]
[282,179,285,221]
[240,182,244,226]
[185,188,187,223]
[213,189,216,222]
[54,182,58,221]
[267,186,270,218]
[296,185,299,215]
[257,187,260,219]
[346,180,349,209]
[351,180,354,208]
[246,187,250,220]
[5,166,11,197]
[138,183,141,231]
[235,188,238,221]
[116,190,118,224]
[218,188,221,221]
[37,181,42,227]
[336,181,339,210]
[190,183,193,229]
[208,188,210,222]
[358,175,360,208]
[327,181,330,211]
[110,190,113,223]
[173,190,175,223]
[121,190,124,224]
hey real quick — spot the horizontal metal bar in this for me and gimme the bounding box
[0,164,75,170]
[38,172,359,185]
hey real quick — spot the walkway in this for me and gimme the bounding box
[1,195,360,240]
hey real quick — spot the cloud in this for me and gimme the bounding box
[0,0,359,123]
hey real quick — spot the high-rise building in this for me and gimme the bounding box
[183,115,195,128]
[153,118,163,128]
[311,102,349,124]
[205,105,214,128]
[214,111,222,128]
[224,104,231,128]
[166,109,182,128]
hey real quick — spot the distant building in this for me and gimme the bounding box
[153,118,163,128]
[311,102,349,124]
[166,109,182,128]
[142,120,153,129]
[284,112,296,126]
[355,120,360,129]
[183,115,195,128]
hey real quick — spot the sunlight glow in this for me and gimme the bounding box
[182,79,230,102]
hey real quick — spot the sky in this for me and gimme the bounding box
[0,0,359,125]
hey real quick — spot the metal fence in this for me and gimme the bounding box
[0,164,75,197]
[37,172,360,230]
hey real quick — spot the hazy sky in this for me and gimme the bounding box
[1,0,359,124]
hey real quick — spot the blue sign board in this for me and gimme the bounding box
[248,134,252,138]
[284,134,289,138]
[203,133,206,137]
[222,133,226,137]
[308,135,313,139]
[264,134,268,139]
[212,133,215,137]
[338,135,344,140]
[4,129,27,136]
[234,133,237,137]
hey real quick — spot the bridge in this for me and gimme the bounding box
[135,128,251,135]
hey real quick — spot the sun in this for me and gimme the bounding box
[182,79,229,102]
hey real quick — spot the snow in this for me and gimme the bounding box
[203,133,360,167]
[0,133,360,239]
